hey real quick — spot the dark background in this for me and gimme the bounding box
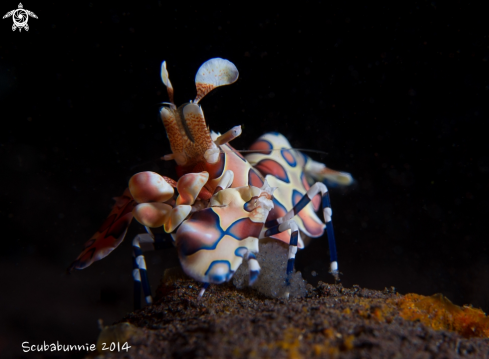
[1,1,488,357]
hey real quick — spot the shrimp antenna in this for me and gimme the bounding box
[219,148,330,157]
[130,148,329,170]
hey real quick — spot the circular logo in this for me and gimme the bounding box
[12,9,28,27]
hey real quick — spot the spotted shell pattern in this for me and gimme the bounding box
[246,133,325,247]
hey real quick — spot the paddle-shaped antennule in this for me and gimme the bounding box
[161,61,175,104]
[194,58,239,103]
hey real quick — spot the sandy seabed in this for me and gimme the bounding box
[90,278,489,359]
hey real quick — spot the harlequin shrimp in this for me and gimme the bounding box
[69,58,353,307]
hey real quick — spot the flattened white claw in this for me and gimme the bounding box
[129,171,174,203]
[176,172,209,206]
[194,58,239,103]
[164,205,192,233]
[133,202,172,228]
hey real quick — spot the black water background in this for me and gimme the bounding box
[1,2,488,357]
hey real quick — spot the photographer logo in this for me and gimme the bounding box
[3,3,38,32]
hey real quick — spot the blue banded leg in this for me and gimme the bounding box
[265,182,340,281]
[245,251,260,285]
[132,233,153,309]
[321,188,339,281]
[132,228,174,310]
[132,251,142,310]
[198,282,210,298]
[264,220,301,277]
